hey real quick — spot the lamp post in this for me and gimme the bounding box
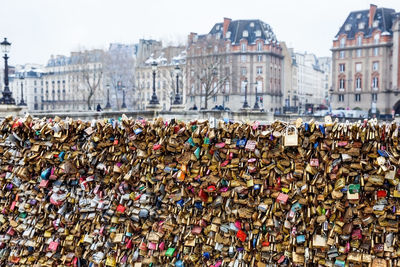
[0,38,15,105]
[253,82,260,109]
[18,80,26,106]
[121,85,127,109]
[149,61,159,105]
[105,84,111,109]
[173,65,181,105]
[242,78,249,108]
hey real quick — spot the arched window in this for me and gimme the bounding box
[372,76,379,89]
[357,35,362,46]
[257,42,263,51]
[241,43,247,52]
[339,77,346,90]
[374,34,380,44]
[340,38,346,48]
[355,77,362,90]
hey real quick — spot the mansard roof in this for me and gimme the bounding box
[335,7,396,39]
[208,19,277,45]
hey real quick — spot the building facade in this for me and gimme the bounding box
[10,64,44,111]
[295,52,325,113]
[186,18,283,112]
[281,42,299,113]
[331,4,400,117]
[318,56,332,108]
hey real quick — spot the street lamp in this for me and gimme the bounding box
[121,85,127,109]
[18,79,26,106]
[105,84,111,109]
[242,78,249,108]
[0,38,15,105]
[149,61,159,105]
[173,65,181,105]
[253,82,260,109]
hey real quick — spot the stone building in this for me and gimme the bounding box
[9,64,44,111]
[331,4,400,117]
[186,18,283,112]
[281,42,299,113]
[318,57,332,108]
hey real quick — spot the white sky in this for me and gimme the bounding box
[1,0,400,65]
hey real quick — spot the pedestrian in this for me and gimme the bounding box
[96,104,102,112]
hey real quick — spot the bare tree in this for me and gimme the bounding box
[103,46,136,110]
[75,49,105,110]
[188,36,230,110]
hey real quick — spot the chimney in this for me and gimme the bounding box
[223,17,232,37]
[369,4,377,28]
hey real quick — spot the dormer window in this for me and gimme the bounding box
[373,20,379,27]
[216,25,220,31]
[226,31,231,39]
[250,22,254,27]
[345,24,351,31]
[255,30,261,37]
[356,13,362,19]
[243,30,248,37]
[358,22,365,30]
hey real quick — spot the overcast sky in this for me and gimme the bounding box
[1,0,400,65]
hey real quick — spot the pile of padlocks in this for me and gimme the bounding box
[0,114,399,266]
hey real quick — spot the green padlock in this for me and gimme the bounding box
[165,247,175,257]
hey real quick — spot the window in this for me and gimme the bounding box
[355,94,361,102]
[373,61,379,71]
[356,77,362,90]
[372,77,379,89]
[357,35,362,46]
[374,47,379,56]
[255,30,261,37]
[373,20,379,28]
[257,42,263,51]
[257,67,263,74]
[372,93,377,102]
[226,43,230,52]
[213,95,217,102]
[241,67,247,75]
[190,96,194,102]
[224,95,229,102]
[257,55,263,62]
[374,34,380,44]
[226,31,231,38]
[241,55,247,62]
[339,64,345,73]
[358,22,365,29]
[356,49,362,57]
[241,43,247,52]
[34,87,37,94]
[340,38,346,48]
[355,63,362,72]
[243,30,248,37]
[345,24,351,31]
[340,51,345,59]
[339,78,345,90]
[338,94,344,102]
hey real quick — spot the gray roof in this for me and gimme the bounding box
[208,19,277,44]
[335,7,396,39]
